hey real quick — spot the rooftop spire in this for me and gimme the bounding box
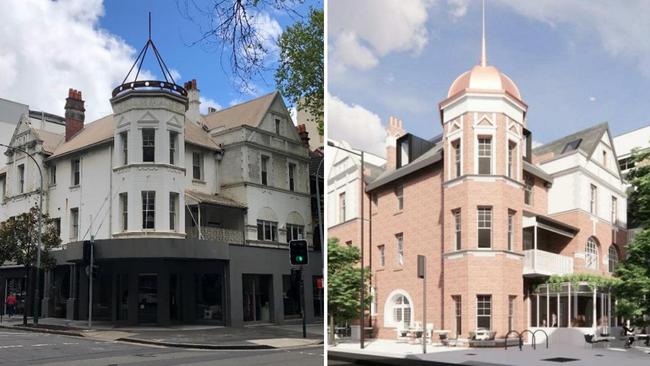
[480,0,487,67]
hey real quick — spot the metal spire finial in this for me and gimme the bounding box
[148,12,152,40]
[481,0,487,67]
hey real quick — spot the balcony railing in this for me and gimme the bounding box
[186,226,243,244]
[523,249,573,276]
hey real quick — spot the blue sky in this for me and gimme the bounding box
[0,0,320,122]
[327,0,650,156]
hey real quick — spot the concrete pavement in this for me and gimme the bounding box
[329,338,650,366]
[0,329,323,366]
[0,316,323,350]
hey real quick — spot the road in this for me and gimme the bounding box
[0,330,323,365]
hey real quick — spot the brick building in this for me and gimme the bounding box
[362,27,628,341]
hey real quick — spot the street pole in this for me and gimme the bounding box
[315,158,324,249]
[88,235,94,329]
[418,255,426,354]
[0,144,44,325]
[301,266,307,338]
[360,151,365,349]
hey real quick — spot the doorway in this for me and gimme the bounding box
[137,274,158,324]
[242,274,272,322]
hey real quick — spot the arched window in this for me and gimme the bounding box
[585,237,599,270]
[384,291,412,329]
[608,245,619,273]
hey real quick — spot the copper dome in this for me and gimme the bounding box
[447,64,521,100]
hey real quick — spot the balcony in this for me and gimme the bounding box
[186,226,244,244]
[523,249,573,276]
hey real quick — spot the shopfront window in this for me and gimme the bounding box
[283,274,301,319]
[243,274,272,322]
[195,273,225,322]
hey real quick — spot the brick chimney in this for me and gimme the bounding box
[184,79,201,124]
[64,88,85,141]
[296,124,310,148]
[385,116,405,170]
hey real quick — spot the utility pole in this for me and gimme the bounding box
[418,255,427,354]
[301,266,307,338]
[87,236,94,329]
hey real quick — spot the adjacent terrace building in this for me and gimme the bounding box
[363,32,628,341]
[0,40,322,326]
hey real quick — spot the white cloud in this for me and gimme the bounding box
[447,0,468,19]
[457,0,650,77]
[330,32,378,73]
[289,106,297,125]
[199,96,222,114]
[251,12,282,57]
[169,68,182,83]
[327,94,386,157]
[589,96,596,102]
[0,0,157,122]
[329,0,433,72]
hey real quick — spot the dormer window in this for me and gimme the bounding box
[399,139,410,166]
[561,138,581,154]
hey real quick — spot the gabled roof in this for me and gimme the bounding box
[366,141,443,192]
[50,114,220,159]
[32,128,64,155]
[51,115,114,158]
[533,122,609,161]
[202,91,279,130]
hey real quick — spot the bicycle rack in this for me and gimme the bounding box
[533,329,549,349]
[504,330,522,351]
[520,329,537,350]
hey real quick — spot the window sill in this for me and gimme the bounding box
[393,211,403,216]
[69,185,80,189]
[393,267,403,272]
[192,179,206,185]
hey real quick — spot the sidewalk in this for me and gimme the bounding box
[0,316,324,350]
[329,338,650,366]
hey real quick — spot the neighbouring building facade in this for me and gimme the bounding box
[362,29,628,341]
[327,140,385,264]
[0,37,322,326]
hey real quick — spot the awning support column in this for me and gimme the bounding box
[568,282,572,327]
[592,287,597,329]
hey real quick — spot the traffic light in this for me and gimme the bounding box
[289,240,308,266]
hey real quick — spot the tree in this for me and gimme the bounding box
[614,228,650,323]
[275,8,324,135]
[0,207,61,324]
[625,147,650,228]
[327,237,371,345]
[614,147,650,324]
[178,0,304,91]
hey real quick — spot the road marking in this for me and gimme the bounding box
[62,342,79,345]
[0,345,23,349]
[32,344,55,347]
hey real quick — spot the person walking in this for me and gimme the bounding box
[622,323,635,348]
[5,293,17,318]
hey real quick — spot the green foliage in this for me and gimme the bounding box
[275,8,324,135]
[613,228,650,321]
[0,206,61,270]
[625,147,650,227]
[327,237,372,325]
[545,273,620,292]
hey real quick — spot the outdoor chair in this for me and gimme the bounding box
[584,334,610,348]
[396,327,409,342]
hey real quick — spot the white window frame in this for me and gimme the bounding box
[585,237,599,270]
[477,207,492,249]
[590,184,598,215]
[383,290,413,329]
[396,185,404,211]
[378,245,385,267]
[192,152,203,180]
[70,207,79,240]
[142,128,155,162]
[339,192,346,223]
[261,154,270,186]
[142,190,156,229]
[286,223,304,242]
[477,136,493,175]
[257,220,278,242]
[608,245,619,273]
[120,192,128,232]
[71,158,80,187]
[508,210,515,251]
[476,294,492,330]
[169,192,178,231]
[396,233,404,265]
[288,162,296,192]
[120,131,128,165]
[454,209,461,250]
[611,196,617,225]
[169,131,177,165]
[17,164,25,193]
[524,175,534,206]
[49,165,56,186]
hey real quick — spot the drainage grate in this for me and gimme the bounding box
[594,354,604,357]
[541,357,580,363]
[465,353,477,356]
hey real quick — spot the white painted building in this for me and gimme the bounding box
[613,124,650,175]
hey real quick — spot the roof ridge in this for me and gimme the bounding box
[208,90,277,116]
[533,122,608,152]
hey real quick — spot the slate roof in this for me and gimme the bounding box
[203,91,279,131]
[50,115,220,159]
[32,128,64,155]
[533,122,609,161]
[366,141,443,192]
